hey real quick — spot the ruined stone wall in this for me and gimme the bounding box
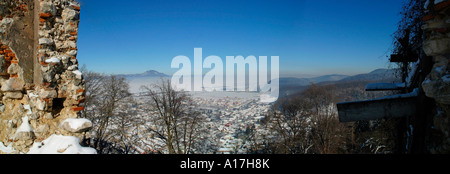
[422,0,450,153]
[0,0,92,154]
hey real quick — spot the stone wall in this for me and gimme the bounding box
[422,0,450,153]
[0,0,92,154]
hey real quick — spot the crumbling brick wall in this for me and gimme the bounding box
[0,0,90,153]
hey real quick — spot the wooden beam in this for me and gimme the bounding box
[337,96,417,122]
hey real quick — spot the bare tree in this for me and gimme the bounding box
[248,94,314,154]
[141,79,207,154]
[303,84,353,154]
[110,97,142,154]
[94,75,132,153]
[310,109,352,154]
[81,69,133,154]
[79,65,105,119]
[143,80,205,154]
[266,99,313,154]
[251,83,353,154]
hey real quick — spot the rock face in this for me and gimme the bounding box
[0,0,94,154]
[422,0,450,154]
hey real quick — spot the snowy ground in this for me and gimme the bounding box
[28,134,96,154]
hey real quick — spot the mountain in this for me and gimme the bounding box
[277,68,398,97]
[309,74,350,83]
[277,74,348,97]
[278,74,349,86]
[279,77,311,87]
[338,68,397,82]
[123,68,398,95]
[140,70,169,77]
[119,70,169,79]
[119,70,170,93]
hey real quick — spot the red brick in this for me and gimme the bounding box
[39,13,51,18]
[69,22,77,27]
[17,5,28,12]
[72,5,81,11]
[72,107,85,111]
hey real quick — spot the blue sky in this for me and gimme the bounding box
[76,0,404,77]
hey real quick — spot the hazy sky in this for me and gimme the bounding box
[76,0,404,77]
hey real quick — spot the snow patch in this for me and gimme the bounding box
[45,57,60,63]
[406,60,420,86]
[27,134,96,154]
[0,142,15,154]
[39,38,53,45]
[61,118,92,130]
[378,88,419,100]
[23,104,32,115]
[425,0,446,8]
[72,70,82,79]
[259,94,278,103]
[15,116,34,134]
[434,65,445,74]
[442,75,450,83]
[337,88,419,105]
[69,1,80,7]
[72,70,82,75]
[435,0,445,4]
[28,92,39,98]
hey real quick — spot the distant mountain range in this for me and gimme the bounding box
[278,68,396,86]
[118,70,169,79]
[121,69,394,82]
[277,68,399,96]
[122,68,399,94]
[279,74,350,87]
[337,68,397,82]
